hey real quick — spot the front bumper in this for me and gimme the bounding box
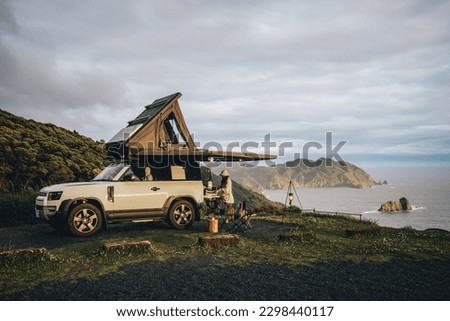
[35,205,58,221]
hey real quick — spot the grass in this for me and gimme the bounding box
[257,212,450,263]
[1,212,450,296]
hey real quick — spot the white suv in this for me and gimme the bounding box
[35,161,204,237]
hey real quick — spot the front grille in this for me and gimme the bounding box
[38,192,47,197]
[35,205,43,211]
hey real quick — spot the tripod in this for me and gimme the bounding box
[284,180,303,210]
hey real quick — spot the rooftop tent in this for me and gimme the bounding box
[106,92,276,162]
[106,93,197,158]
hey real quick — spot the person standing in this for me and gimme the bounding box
[217,169,234,220]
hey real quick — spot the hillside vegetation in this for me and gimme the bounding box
[0,109,108,193]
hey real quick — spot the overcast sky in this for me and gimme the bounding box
[1,0,449,166]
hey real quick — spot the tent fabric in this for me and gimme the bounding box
[106,92,276,162]
[128,98,196,151]
[106,92,196,157]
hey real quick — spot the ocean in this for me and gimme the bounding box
[264,166,450,231]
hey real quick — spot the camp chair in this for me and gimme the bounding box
[237,211,255,231]
[219,203,236,231]
[223,203,254,232]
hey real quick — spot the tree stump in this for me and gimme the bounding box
[0,247,49,265]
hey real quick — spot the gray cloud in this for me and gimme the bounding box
[1,0,449,164]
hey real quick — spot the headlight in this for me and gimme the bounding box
[48,191,63,201]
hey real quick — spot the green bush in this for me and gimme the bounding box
[0,191,38,227]
[0,109,108,193]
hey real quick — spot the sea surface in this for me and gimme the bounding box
[264,168,450,231]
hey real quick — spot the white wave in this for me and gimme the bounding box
[362,210,379,214]
[362,205,425,214]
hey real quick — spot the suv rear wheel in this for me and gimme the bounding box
[168,200,195,229]
[68,203,103,237]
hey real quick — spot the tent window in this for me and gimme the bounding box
[163,113,187,145]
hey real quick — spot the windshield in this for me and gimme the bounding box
[93,163,127,181]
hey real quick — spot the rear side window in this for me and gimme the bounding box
[130,156,202,181]
[171,166,186,180]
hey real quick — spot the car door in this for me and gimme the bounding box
[113,181,169,212]
[111,168,169,217]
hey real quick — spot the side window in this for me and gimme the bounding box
[152,166,171,181]
[139,157,201,181]
[120,168,140,181]
[185,162,202,180]
[171,166,186,180]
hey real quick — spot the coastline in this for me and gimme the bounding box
[264,183,450,231]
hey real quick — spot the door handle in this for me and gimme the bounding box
[107,186,114,202]
[151,187,160,191]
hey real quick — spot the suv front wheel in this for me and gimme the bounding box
[168,200,195,229]
[68,203,103,237]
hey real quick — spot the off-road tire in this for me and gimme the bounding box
[68,203,103,237]
[168,200,195,229]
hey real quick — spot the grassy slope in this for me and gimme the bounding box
[1,212,449,296]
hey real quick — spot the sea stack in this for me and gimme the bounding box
[378,197,412,212]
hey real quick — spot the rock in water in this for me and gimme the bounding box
[378,197,412,212]
[379,201,396,212]
[399,197,412,210]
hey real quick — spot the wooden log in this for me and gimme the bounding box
[0,247,47,257]
[103,240,154,253]
[198,234,240,247]
[0,247,48,265]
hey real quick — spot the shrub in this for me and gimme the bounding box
[0,191,38,227]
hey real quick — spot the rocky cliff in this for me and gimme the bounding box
[213,158,379,191]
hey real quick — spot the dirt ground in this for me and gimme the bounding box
[1,221,449,301]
